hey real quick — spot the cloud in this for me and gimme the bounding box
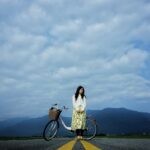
[0,0,150,120]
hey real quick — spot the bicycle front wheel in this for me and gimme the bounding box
[83,117,97,140]
[43,120,59,141]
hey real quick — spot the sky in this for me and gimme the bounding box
[0,0,150,121]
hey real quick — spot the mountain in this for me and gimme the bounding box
[0,115,49,136]
[0,117,30,129]
[0,115,72,137]
[87,108,150,135]
[0,108,150,137]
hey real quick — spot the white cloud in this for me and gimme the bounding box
[0,0,150,120]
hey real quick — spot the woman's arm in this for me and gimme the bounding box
[80,96,86,112]
[72,95,83,113]
[72,95,78,111]
[72,95,86,113]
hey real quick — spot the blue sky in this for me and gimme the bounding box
[0,0,150,120]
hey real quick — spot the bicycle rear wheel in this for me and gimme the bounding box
[82,117,97,140]
[43,120,59,141]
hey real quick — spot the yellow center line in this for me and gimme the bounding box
[57,139,77,150]
[80,140,102,150]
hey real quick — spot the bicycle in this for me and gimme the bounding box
[43,104,97,141]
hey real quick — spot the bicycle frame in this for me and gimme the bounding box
[59,115,71,131]
[51,104,72,131]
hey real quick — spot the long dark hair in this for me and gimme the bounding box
[75,85,86,100]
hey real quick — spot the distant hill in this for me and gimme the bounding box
[0,108,150,137]
[87,108,150,135]
[0,117,30,129]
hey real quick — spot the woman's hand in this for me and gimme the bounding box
[77,109,84,113]
[76,105,84,113]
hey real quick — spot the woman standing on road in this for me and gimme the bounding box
[71,85,87,140]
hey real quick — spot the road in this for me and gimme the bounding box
[0,138,150,150]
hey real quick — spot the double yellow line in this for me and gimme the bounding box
[57,139,76,150]
[80,140,101,150]
[57,139,101,150]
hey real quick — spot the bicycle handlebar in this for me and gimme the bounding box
[52,103,69,110]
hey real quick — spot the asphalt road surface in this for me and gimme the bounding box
[0,138,150,150]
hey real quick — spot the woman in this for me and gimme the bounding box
[71,85,87,139]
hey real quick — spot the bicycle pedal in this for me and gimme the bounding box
[84,128,88,131]
[70,130,75,132]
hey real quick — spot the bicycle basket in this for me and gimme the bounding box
[49,107,62,120]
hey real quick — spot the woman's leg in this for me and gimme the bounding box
[76,129,83,139]
[80,129,84,136]
[76,129,80,136]
[78,129,82,136]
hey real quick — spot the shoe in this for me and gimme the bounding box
[78,136,83,140]
[77,136,80,140]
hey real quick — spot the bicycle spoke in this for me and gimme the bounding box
[83,117,97,140]
[43,120,58,141]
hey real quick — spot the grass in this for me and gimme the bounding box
[0,136,43,141]
[0,134,150,141]
[96,134,150,139]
